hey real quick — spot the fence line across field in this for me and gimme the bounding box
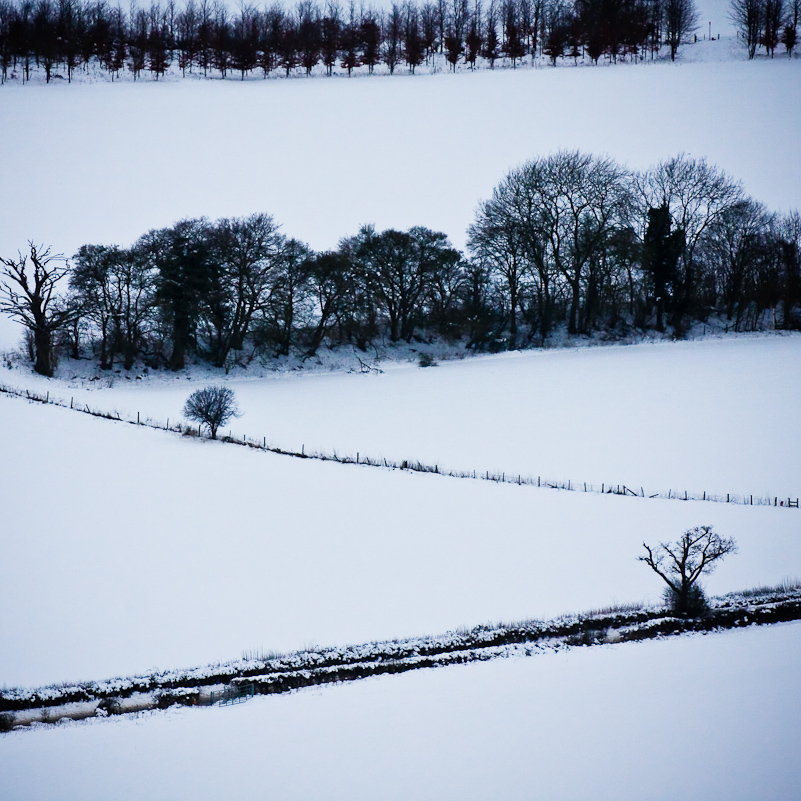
[2,382,797,511]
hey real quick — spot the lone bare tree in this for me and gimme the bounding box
[640,526,737,615]
[0,243,76,377]
[183,385,240,439]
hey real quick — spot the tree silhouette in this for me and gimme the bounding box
[183,385,240,439]
[640,526,737,615]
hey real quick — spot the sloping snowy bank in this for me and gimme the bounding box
[2,390,799,688]
[4,334,799,497]
[2,621,799,801]
[4,583,798,717]
[1,45,800,355]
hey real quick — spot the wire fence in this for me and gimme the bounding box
[2,381,797,510]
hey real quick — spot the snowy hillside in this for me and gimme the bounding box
[1,41,800,354]
[1,20,799,798]
[3,334,799,497]
[2,359,799,688]
[2,622,799,801]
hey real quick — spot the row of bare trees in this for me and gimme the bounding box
[1,0,705,84]
[730,0,799,57]
[468,152,801,346]
[2,153,799,376]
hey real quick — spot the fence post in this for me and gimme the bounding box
[137,412,140,425]
[70,397,73,409]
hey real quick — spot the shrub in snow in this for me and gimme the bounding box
[182,386,240,440]
[0,712,15,732]
[96,697,122,717]
[662,583,709,617]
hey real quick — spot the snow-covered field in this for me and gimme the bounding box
[3,333,799,497]
[0,42,799,360]
[2,622,800,801]
[2,350,799,688]
[1,32,800,798]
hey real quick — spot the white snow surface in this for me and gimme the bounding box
[2,622,800,801]
[1,342,799,687]
[0,41,800,350]
[3,333,799,497]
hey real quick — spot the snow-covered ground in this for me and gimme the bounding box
[1,31,799,795]
[1,39,799,352]
[2,375,798,688]
[2,622,799,801]
[3,334,799,498]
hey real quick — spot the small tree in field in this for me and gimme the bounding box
[639,526,737,616]
[183,385,240,439]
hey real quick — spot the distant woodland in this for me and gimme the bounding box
[1,152,799,376]
[2,0,795,85]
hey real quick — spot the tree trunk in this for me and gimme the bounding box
[33,328,54,377]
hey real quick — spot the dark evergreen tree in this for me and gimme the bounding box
[642,205,684,332]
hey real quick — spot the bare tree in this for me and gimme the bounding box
[664,0,698,60]
[384,3,403,72]
[730,0,764,57]
[640,526,737,615]
[762,0,786,54]
[473,151,631,338]
[206,213,284,367]
[71,243,154,370]
[0,243,76,376]
[635,155,743,329]
[356,225,460,343]
[183,384,240,439]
